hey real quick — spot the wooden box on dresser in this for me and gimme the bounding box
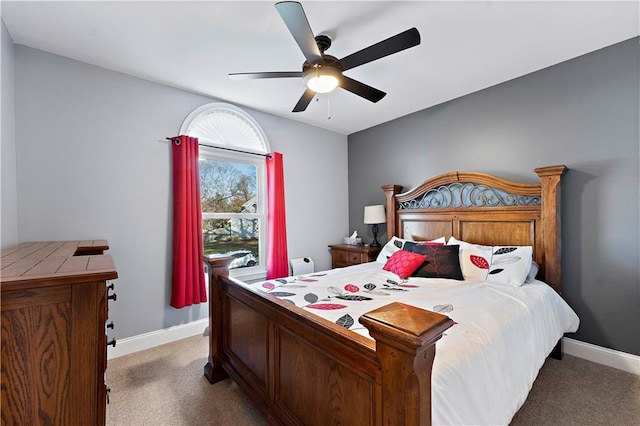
[328,243,382,268]
[0,240,118,426]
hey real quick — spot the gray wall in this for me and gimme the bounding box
[5,28,638,355]
[12,46,348,340]
[1,20,18,248]
[348,38,639,356]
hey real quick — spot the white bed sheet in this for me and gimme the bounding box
[242,262,579,425]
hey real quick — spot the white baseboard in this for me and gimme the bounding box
[107,321,639,376]
[107,318,208,360]
[563,337,640,375]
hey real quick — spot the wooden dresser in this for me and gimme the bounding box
[328,244,382,268]
[0,240,118,426]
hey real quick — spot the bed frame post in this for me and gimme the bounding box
[382,184,403,239]
[534,165,568,295]
[360,302,454,426]
[202,256,232,384]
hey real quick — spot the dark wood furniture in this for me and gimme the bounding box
[328,243,382,268]
[203,165,567,426]
[1,240,118,426]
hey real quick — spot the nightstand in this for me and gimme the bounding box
[328,244,382,268]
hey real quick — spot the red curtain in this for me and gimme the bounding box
[266,152,289,279]
[170,135,206,308]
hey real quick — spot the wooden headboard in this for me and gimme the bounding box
[383,165,567,294]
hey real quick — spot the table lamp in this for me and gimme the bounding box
[364,205,386,247]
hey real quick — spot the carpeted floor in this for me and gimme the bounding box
[106,334,265,426]
[106,334,639,426]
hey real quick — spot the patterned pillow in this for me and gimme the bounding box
[411,245,464,280]
[376,236,445,264]
[382,250,427,279]
[420,236,446,245]
[376,236,407,264]
[447,236,493,281]
[486,246,533,286]
[447,237,534,285]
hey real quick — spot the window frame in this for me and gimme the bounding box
[180,103,270,282]
[199,147,267,281]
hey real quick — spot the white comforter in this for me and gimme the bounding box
[242,262,579,425]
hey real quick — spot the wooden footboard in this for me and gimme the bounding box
[203,257,453,425]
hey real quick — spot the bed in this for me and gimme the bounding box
[202,165,579,425]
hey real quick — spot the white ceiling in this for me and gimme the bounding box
[2,1,638,135]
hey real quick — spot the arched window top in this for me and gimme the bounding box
[180,103,270,154]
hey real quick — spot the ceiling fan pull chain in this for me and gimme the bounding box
[327,94,332,120]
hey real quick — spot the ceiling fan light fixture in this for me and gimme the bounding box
[304,67,340,93]
[231,2,421,112]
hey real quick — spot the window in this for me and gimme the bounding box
[180,103,270,280]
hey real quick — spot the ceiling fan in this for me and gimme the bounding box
[229,1,421,113]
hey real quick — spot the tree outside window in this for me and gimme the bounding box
[201,157,262,270]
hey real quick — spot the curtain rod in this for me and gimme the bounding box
[166,137,271,158]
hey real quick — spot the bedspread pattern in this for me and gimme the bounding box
[241,262,579,425]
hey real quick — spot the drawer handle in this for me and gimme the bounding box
[108,293,117,301]
[107,338,116,347]
[106,322,114,330]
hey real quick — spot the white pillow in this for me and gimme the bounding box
[447,236,492,281]
[447,237,534,286]
[525,260,540,283]
[376,236,407,264]
[417,236,446,245]
[376,236,446,264]
[486,246,533,286]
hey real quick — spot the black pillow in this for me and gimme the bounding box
[411,244,464,280]
[402,241,419,252]
[403,241,444,253]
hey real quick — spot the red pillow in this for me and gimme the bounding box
[382,250,427,279]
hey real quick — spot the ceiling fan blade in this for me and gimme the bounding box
[275,1,323,65]
[337,27,421,72]
[292,88,316,112]
[339,76,386,103]
[229,71,305,80]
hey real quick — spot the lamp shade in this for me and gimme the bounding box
[364,205,386,224]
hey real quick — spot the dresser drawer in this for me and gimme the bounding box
[329,244,382,269]
[334,250,363,266]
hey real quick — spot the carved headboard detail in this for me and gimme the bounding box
[382,165,567,294]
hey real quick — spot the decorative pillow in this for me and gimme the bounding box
[447,236,493,282]
[486,246,533,286]
[382,250,427,279]
[420,236,446,244]
[525,260,540,283]
[403,240,445,253]
[411,245,464,280]
[376,236,408,264]
[376,236,445,264]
